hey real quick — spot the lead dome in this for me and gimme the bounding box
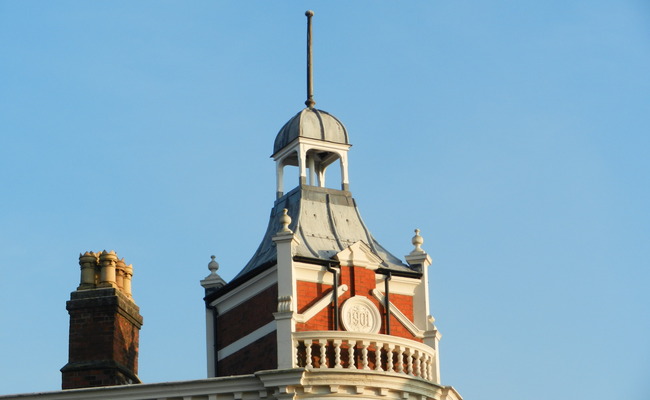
[273,108,349,156]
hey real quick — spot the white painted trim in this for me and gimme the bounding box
[272,137,351,161]
[294,261,334,284]
[7,368,455,400]
[371,289,424,338]
[295,284,348,323]
[0,375,266,400]
[217,321,276,361]
[375,274,419,296]
[334,241,383,270]
[210,265,277,314]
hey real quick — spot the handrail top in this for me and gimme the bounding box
[292,330,434,354]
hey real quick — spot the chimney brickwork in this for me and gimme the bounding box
[61,251,143,389]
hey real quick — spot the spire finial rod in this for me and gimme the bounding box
[305,10,316,108]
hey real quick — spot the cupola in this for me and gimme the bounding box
[272,10,351,198]
[273,107,351,198]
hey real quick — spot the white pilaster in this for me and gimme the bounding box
[423,328,442,384]
[272,226,299,369]
[205,307,216,377]
[405,230,433,331]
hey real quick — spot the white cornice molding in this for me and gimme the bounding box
[0,375,265,400]
[375,274,419,295]
[2,368,461,400]
[272,137,352,161]
[372,289,424,338]
[295,261,334,284]
[297,369,448,399]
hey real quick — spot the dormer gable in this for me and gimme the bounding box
[334,241,384,270]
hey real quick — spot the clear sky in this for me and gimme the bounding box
[1,1,648,399]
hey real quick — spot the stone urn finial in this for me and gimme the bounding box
[279,208,293,234]
[411,228,425,254]
[208,255,220,275]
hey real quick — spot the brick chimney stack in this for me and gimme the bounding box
[61,250,143,389]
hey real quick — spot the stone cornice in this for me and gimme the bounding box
[0,368,461,400]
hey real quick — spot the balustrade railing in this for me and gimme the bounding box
[293,331,436,382]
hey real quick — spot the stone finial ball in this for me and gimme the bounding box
[305,10,314,17]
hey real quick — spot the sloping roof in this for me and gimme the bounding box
[235,185,413,279]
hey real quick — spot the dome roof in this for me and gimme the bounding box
[273,108,349,155]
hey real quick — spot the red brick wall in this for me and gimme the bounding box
[297,280,332,313]
[113,313,140,371]
[385,292,420,342]
[67,307,115,362]
[215,284,278,376]
[217,332,277,376]
[295,266,420,342]
[217,284,278,349]
[61,368,135,389]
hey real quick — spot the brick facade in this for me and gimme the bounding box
[216,284,278,349]
[61,287,143,389]
[215,284,278,376]
[217,332,277,376]
[295,265,420,341]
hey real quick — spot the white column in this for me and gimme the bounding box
[317,166,325,187]
[298,146,307,186]
[340,152,349,191]
[276,160,284,199]
[308,155,316,186]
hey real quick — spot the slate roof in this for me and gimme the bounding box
[235,185,414,279]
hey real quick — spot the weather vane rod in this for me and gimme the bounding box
[305,10,315,108]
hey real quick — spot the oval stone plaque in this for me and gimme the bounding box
[340,295,381,334]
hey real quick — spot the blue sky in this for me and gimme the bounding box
[1,1,649,399]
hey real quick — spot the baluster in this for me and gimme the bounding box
[405,348,413,376]
[305,339,313,368]
[385,343,394,372]
[425,354,432,381]
[414,350,421,378]
[361,341,370,370]
[374,342,382,371]
[333,340,342,369]
[319,339,327,368]
[396,346,404,373]
[420,353,429,380]
[348,340,356,369]
[295,338,300,367]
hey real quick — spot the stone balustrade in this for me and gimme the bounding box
[293,331,437,382]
